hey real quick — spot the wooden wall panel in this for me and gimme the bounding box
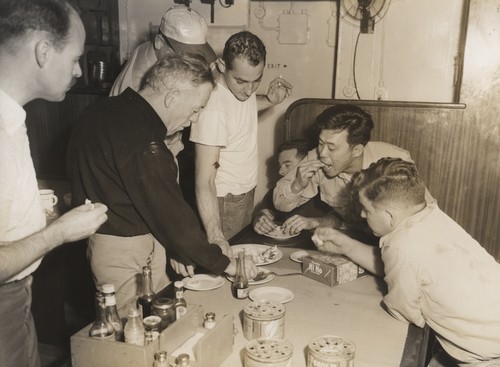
[25,93,107,179]
[284,99,499,261]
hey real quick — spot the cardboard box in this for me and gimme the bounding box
[71,305,233,367]
[302,253,366,287]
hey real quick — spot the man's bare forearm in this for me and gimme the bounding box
[0,223,63,283]
[195,183,226,244]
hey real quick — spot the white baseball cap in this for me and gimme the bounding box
[159,6,217,64]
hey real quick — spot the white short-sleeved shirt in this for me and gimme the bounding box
[0,88,46,282]
[381,202,500,363]
[190,83,258,197]
[109,42,157,97]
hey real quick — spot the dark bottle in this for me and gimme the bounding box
[89,291,116,339]
[137,265,155,318]
[173,281,188,320]
[231,250,249,299]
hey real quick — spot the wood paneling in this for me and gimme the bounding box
[284,99,499,261]
[25,92,107,179]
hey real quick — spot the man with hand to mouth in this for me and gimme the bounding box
[273,104,434,243]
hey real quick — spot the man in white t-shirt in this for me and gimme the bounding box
[190,31,292,256]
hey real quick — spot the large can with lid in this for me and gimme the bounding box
[307,335,355,367]
[151,297,175,331]
[243,300,285,340]
[245,338,293,367]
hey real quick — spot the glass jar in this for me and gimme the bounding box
[152,297,175,331]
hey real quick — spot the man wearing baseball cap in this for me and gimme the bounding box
[110,5,217,97]
[109,5,217,163]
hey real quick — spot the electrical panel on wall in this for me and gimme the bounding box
[278,11,309,44]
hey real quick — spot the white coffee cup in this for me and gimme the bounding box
[39,189,58,212]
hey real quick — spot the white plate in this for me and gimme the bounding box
[231,244,283,266]
[227,268,275,285]
[264,226,300,240]
[290,250,318,263]
[249,286,294,304]
[182,274,225,291]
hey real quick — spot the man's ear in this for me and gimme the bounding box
[153,34,163,51]
[164,88,179,108]
[215,58,226,74]
[386,209,397,228]
[352,144,365,158]
[34,39,51,68]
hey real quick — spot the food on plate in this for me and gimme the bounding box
[255,245,279,264]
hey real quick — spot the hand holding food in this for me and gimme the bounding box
[253,209,277,235]
[293,159,325,191]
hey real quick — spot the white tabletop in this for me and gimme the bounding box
[183,245,410,367]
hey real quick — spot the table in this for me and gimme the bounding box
[178,226,429,367]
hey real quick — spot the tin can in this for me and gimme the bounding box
[243,300,285,340]
[245,338,293,367]
[307,335,355,367]
[143,315,162,341]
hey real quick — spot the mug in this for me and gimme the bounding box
[39,189,58,212]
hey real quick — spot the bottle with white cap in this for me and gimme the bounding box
[173,281,187,320]
[101,283,123,341]
[124,307,144,346]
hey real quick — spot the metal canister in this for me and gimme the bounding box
[243,300,285,340]
[152,297,175,331]
[307,335,355,367]
[245,338,293,367]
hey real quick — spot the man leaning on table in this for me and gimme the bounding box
[0,1,108,366]
[273,104,435,248]
[190,31,293,255]
[67,53,258,310]
[313,158,500,366]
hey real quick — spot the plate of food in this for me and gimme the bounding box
[231,244,282,266]
[249,286,294,304]
[227,268,274,285]
[290,250,321,263]
[264,226,300,240]
[182,274,225,291]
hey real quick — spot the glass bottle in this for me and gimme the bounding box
[203,312,216,330]
[101,283,123,341]
[173,281,188,320]
[175,353,191,367]
[231,250,249,299]
[153,351,168,367]
[152,297,175,331]
[88,291,116,339]
[124,307,144,346]
[137,265,155,318]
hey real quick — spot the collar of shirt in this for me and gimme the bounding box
[0,88,26,136]
[379,201,438,249]
[121,87,168,137]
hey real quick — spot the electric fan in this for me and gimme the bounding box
[340,0,389,34]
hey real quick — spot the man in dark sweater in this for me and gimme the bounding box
[67,53,257,308]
